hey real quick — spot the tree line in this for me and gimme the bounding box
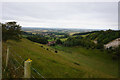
[26,35,48,44]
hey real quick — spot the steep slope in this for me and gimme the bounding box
[3,38,118,78]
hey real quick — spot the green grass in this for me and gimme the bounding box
[72,34,89,37]
[56,35,64,37]
[52,45,118,77]
[4,38,118,78]
[60,38,68,41]
[81,34,89,37]
[48,38,54,42]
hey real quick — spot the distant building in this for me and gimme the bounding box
[47,41,56,46]
[104,38,120,49]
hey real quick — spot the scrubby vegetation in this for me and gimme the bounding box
[86,29,120,44]
[63,36,95,48]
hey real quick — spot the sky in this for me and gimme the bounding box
[1,2,119,29]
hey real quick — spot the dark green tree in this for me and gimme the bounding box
[56,39,62,44]
[2,22,22,42]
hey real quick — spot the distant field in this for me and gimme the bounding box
[3,38,118,78]
[60,38,68,41]
[81,34,89,37]
[56,35,64,37]
[69,32,80,36]
[48,39,54,42]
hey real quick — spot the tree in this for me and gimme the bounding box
[96,43,104,49]
[56,39,62,44]
[2,22,22,42]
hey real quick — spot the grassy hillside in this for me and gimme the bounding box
[52,45,118,77]
[3,38,118,78]
[86,30,120,44]
[73,30,120,44]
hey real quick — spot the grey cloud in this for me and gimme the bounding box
[2,2,118,29]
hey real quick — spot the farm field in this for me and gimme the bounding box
[2,38,118,78]
[60,38,68,41]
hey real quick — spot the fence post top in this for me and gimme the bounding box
[26,58,32,62]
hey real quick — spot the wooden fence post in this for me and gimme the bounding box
[6,46,9,67]
[24,59,32,78]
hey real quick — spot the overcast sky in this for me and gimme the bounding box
[2,2,118,29]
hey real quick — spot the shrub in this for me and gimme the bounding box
[55,50,58,53]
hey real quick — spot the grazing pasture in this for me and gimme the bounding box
[3,38,118,78]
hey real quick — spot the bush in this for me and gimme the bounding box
[55,50,58,53]
[56,39,62,44]
[2,22,22,42]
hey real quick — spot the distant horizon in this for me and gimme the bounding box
[21,26,119,30]
[2,2,118,30]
